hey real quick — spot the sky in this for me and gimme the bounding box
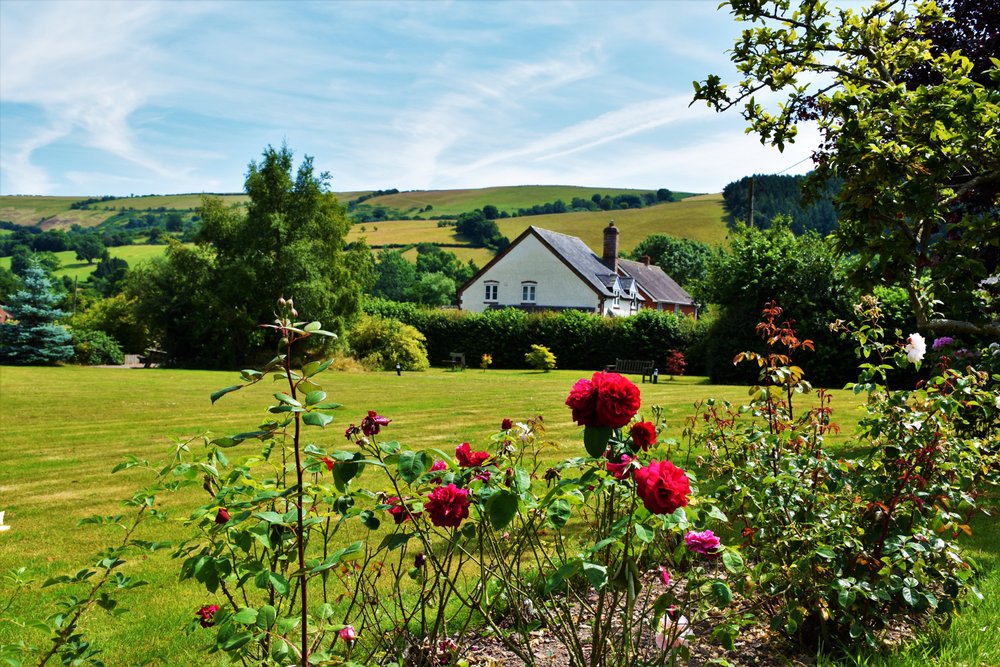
[0,0,823,197]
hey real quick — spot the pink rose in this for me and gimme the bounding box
[339,625,357,643]
[196,604,220,628]
[685,529,721,556]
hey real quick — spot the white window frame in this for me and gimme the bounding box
[484,282,499,302]
[521,282,537,303]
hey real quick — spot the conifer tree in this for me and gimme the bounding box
[0,260,73,365]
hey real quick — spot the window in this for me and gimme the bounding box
[521,282,536,303]
[484,282,498,302]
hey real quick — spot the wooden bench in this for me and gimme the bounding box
[605,358,655,383]
[139,348,167,368]
[441,352,466,371]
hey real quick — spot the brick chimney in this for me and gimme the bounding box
[641,254,651,266]
[602,220,619,271]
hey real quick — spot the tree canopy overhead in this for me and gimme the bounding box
[693,0,1000,336]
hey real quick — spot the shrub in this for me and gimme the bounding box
[71,329,124,365]
[347,314,430,371]
[525,343,556,371]
[663,349,686,378]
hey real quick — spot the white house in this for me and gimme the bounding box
[457,222,698,318]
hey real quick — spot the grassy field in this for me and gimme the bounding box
[1,365,995,665]
[0,244,176,281]
[0,196,110,229]
[359,185,697,217]
[496,193,729,249]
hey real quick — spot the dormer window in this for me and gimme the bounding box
[521,281,536,303]
[484,282,498,302]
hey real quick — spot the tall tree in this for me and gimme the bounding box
[629,234,713,289]
[694,0,1000,336]
[130,144,372,366]
[0,260,74,365]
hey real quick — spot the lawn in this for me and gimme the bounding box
[0,366,994,665]
[0,244,177,282]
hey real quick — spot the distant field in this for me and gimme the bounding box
[0,244,176,281]
[399,245,495,266]
[100,193,249,210]
[495,193,728,250]
[362,185,697,217]
[0,196,109,229]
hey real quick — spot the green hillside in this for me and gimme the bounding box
[361,185,695,217]
[2,187,727,279]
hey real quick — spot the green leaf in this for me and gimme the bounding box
[267,571,290,595]
[633,524,655,543]
[547,498,571,528]
[273,392,301,407]
[378,532,412,551]
[487,490,519,530]
[220,631,253,651]
[231,607,258,624]
[303,321,322,332]
[256,605,276,630]
[815,547,836,560]
[211,385,243,404]
[722,549,744,574]
[583,426,612,458]
[581,561,608,590]
[304,390,327,406]
[711,581,732,605]
[302,359,334,378]
[302,411,333,428]
[397,450,431,484]
[254,511,286,525]
[544,559,581,595]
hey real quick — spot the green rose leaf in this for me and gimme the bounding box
[304,390,327,406]
[487,490,519,530]
[231,607,258,624]
[722,549,745,574]
[711,580,733,605]
[584,426,612,458]
[398,450,431,484]
[256,605,277,630]
[302,411,333,428]
[547,498,572,528]
[210,385,243,404]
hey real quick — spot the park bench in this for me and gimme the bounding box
[605,358,655,383]
[139,348,167,368]
[441,352,466,371]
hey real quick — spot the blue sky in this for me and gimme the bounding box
[0,0,821,197]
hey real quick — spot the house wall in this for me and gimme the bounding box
[460,235,601,313]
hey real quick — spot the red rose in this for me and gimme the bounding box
[566,372,641,429]
[425,483,470,528]
[455,442,490,467]
[386,496,416,524]
[361,410,390,436]
[594,372,641,429]
[196,604,220,628]
[566,377,599,426]
[605,454,633,480]
[634,460,690,515]
[215,508,230,525]
[630,421,657,450]
[501,418,513,431]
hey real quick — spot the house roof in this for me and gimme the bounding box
[457,224,695,308]
[531,227,617,297]
[618,258,696,306]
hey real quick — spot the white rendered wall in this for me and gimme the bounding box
[460,235,601,313]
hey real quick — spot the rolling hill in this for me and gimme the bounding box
[2,186,728,282]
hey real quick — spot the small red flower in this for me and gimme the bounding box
[629,421,657,450]
[634,460,690,515]
[344,424,360,440]
[339,625,357,643]
[605,454,633,480]
[215,508,230,525]
[361,410,390,436]
[431,460,448,472]
[501,418,514,430]
[196,604,220,628]
[386,496,416,524]
[455,442,490,467]
[425,483,470,528]
[321,456,335,472]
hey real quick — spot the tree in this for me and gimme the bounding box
[129,144,372,366]
[629,234,713,289]
[656,188,673,202]
[73,234,105,264]
[482,204,499,220]
[89,252,129,296]
[699,220,856,386]
[410,272,455,306]
[693,0,1000,336]
[372,250,418,302]
[0,260,74,365]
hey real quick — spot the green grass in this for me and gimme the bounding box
[355,185,699,218]
[2,367,991,665]
[0,244,178,282]
[0,196,109,229]
[495,193,729,250]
